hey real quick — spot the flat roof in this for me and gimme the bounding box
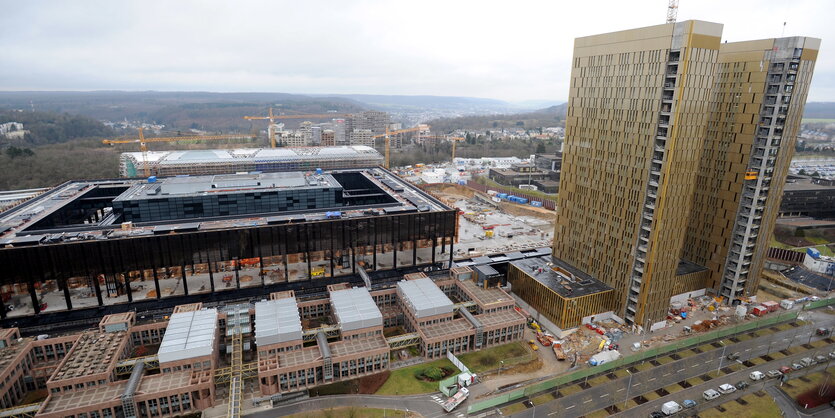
[41,381,127,414]
[477,310,526,328]
[50,331,126,382]
[397,277,454,318]
[784,176,835,191]
[421,318,472,340]
[676,259,708,276]
[123,145,383,165]
[113,172,339,202]
[329,287,383,332]
[510,256,612,298]
[0,338,31,377]
[158,309,218,364]
[458,280,513,307]
[330,334,388,357]
[0,168,452,243]
[254,298,302,346]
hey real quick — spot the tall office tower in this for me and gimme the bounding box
[554,20,819,328]
[311,126,322,145]
[333,119,349,145]
[352,111,390,136]
[554,21,723,326]
[683,37,819,302]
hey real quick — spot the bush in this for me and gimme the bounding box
[420,366,446,381]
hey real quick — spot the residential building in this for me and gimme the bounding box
[349,129,375,147]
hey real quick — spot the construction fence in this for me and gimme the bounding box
[467,309,803,414]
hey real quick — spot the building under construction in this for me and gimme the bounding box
[118,145,383,177]
[0,167,457,326]
[0,267,525,417]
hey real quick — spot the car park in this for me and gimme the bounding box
[735,381,749,390]
[767,370,783,378]
[749,371,764,381]
[718,383,737,394]
[683,399,697,409]
[703,389,721,400]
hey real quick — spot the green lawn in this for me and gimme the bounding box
[456,341,529,373]
[643,391,661,401]
[634,362,653,372]
[561,385,583,396]
[698,392,781,418]
[500,402,528,416]
[375,358,457,395]
[780,367,835,398]
[286,408,420,418]
[802,118,835,124]
[656,356,675,365]
[664,384,684,394]
[676,349,697,358]
[584,409,610,418]
[588,375,611,386]
[613,369,631,378]
[531,392,555,405]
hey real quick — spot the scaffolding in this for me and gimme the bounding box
[226,308,244,418]
[119,146,384,177]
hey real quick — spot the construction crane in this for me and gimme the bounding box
[372,125,429,169]
[666,0,679,24]
[243,108,352,148]
[102,128,254,177]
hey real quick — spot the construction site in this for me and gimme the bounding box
[0,266,528,418]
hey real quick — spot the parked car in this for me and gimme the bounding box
[801,357,815,367]
[650,412,665,418]
[816,355,828,363]
[718,383,737,394]
[682,399,697,409]
[792,363,804,370]
[736,381,749,390]
[726,352,741,361]
[703,389,721,400]
[767,370,783,378]
[749,371,765,381]
[830,351,835,359]
[780,366,793,374]
[816,328,831,336]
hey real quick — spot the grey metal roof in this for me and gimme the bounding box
[254,298,303,346]
[397,278,453,318]
[329,287,383,332]
[158,309,218,363]
[122,146,382,166]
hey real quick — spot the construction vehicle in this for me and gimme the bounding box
[536,333,552,347]
[528,319,542,333]
[311,266,326,278]
[103,128,254,177]
[553,343,566,360]
[243,108,353,148]
[527,339,539,351]
[442,387,469,412]
[372,125,430,169]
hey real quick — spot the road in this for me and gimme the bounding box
[509,316,835,418]
[616,346,835,417]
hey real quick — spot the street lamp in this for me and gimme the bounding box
[499,360,504,376]
[717,341,727,375]
[623,369,634,408]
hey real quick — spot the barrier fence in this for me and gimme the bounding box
[467,309,804,414]
[465,181,557,211]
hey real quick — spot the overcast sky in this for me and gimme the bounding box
[1,0,832,103]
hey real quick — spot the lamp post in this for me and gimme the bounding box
[623,369,634,408]
[717,341,726,375]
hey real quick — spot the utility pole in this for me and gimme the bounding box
[623,370,634,408]
[717,341,727,374]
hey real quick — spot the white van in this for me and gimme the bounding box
[703,389,721,400]
[749,371,765,381]
[661,401,683,416]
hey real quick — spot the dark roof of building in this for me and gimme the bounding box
[510,256,612,298]
[676,259,708,276]
[783,176,835,191]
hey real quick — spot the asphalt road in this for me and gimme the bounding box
[509,317,835,418]
[617,345,835,417]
